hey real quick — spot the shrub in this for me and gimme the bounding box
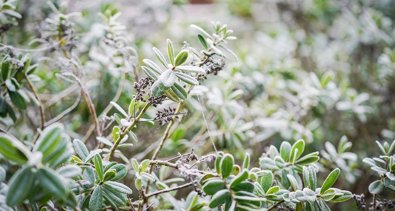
[0,1,394,211]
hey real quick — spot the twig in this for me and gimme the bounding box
[268,200,284,211]
[106,102,151,161]
[79,79,102,137]
[373,194,376,211]
[150,160,178,168]
[43,84,79,107]
[151,102,184,161]
[144,182,195,199]
[143,102,184,196]
[45,92,81,127]
[61,49,102,137]
[25,74,45,129]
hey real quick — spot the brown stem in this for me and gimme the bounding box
[79,81,102,137]
[61,50,102,137]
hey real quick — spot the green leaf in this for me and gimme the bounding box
[231,181,254,192]
[171,83,187,100]
[165,89,180,102]
[289,139,305,163]
[103,181,132,194]
[6,166,34,206]
[320,188,336,201]
[107,164,127,181]
[175,72,199,85]
[259,157,277,170]
[143,59,162,74]
[266,186,280,194]
[0,166,5,183]
[280,142,292,162]
[199,173,216,185]
[296,202,303,211]
[151,80,167,97]
[72,139,89,161]
[0,134,28,164]
[330,190,353,203]
[197,34,208,49]
[295,152,319,165]
[230,170,249,188]
[320,168,340,194]
[43,136,71,168]
[202,179,226,195]
[93,155,104,182]
[112,126,120,142]
[57,164,81,178]
[131,159,139,172]
[215,154,223,175]
[303,166,317,190]
[287,174,301,191]
[102,184,127,207]
[209,189,230,208]
[153,47,168,67]
[191,24,212,38]
[167,39,175,65]
[35,123,63,158]
[259,171,273,193]
[1,61,10,81]
[175,65,205,73]
[159,70,176,87]
[174,50,189,66]
[84,150,102,163]
[220,154,234,178]
[369,180,384,194]
[5,79,16,91]
[9,91,26,109]
[89,186,103,211]
[242,153,250,169]
[37,167,67,199]
[142,66,159,80]
[103,169,116,181]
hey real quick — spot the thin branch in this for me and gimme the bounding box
[145,182,195,199]
[268,200,284,211]
[61,73,102,137]
[79,79,102,137]
[61,49,102,137]
[45,92,81,127]
[43,84,79,107]
[106,102,152,161]
[145,93,188,195]
[150,160,178,168]
[151,102,184,161]
[24,73,45,129]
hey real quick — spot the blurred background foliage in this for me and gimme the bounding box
[0,0,395,210]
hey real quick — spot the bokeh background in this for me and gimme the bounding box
[2,0,395,209]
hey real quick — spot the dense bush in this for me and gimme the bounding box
[0,0,395,210]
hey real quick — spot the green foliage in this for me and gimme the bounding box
[364,140,395,194]
[200,140,352,210]
[0,124,76,206]
[0,1,394,211]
